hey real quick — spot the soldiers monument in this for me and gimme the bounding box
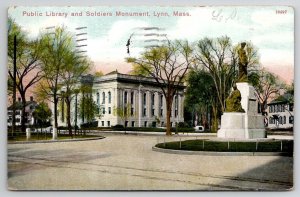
[217,42,266,139]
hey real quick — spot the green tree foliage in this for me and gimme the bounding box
[129,63,152,77]
[79,95,101,125]
[185,69,219,132]
[126,40,193,135]
[37,26,91,133]
[94,71,104,77]
[7,17,43,132]
[113,103,133,127]
[33,102,52,127]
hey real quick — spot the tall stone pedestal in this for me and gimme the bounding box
[217,82,266,139]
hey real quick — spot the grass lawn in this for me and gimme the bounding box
[155,139,293,153]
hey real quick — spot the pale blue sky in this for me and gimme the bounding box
[8,6,294,82]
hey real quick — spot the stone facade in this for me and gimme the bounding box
[217,82,266,139]
[56,72,185,128]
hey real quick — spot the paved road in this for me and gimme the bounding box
[8,134,293,190]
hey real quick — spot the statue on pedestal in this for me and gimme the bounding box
[225,83,245,112]
[237,42,248,82]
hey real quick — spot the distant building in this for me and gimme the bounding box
[56,71,185,128]
[266,94,294,129]
[7,96,38,126]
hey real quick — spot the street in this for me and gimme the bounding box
[8,134,293,190]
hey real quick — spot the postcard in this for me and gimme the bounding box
[7,6,294,190]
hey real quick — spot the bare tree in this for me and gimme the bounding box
[249,69,285,114]
[8,17,43,132]
[126,40,193,135]
[195,36,260,112]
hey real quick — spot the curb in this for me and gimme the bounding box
[152,146,292,156]
[8,136,105,144]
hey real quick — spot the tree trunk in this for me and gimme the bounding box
[211,104,218,133]
[20,95,27,133]
[66,97,72,136]
[53,96,58,129]
[165,95,173,136]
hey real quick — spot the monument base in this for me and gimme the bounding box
[217,112,266,139]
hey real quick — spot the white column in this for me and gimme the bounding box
[26,128,31,140]
[52,128,57,140]
[138,85,142,127]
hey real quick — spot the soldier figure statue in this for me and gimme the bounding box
[237,42,248,82]
[225,83,245,113]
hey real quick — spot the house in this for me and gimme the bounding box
[7,96,38,126]
[56,71,185,128]
[266,94,294,129]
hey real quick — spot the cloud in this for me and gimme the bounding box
[87,19,149,62]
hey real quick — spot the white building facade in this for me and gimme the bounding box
[57,72,185,128]
[267,100,294,129]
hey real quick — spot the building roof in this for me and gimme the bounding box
[93,72,186,89]
[268,93,294,105]
[7,101,37,110]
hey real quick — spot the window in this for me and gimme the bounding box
[102,92,105,104]
[143,93,147,105]
[124,91,128,104]
[151,93,155,116]
[108,107,111,114]
[131,121,135,127]
[279,116,282,124]
[289,116,294,124]
[289,104,293,112]
[102,107,105,115]
[160,109,163,117]
[124,107,128,116]
[269,117,272,124]
[125,121,128,128]
[101,121,104,126]
[283,116,286,124]
[108,91,111,104]
[144,121,147,127]
[131,107,134,116]
[152,109,155,116]
[282,104,285,112]
[131,92,134,104]
[151,93,155,106]
[143,108,147,117]
[97,92,100,105]
[107,121,110,127]
[152,122,156,127]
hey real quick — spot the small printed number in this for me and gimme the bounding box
[276,10,287,14]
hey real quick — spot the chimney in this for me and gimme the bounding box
[30,96,34,102]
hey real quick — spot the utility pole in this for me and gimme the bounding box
[12,35,17,136]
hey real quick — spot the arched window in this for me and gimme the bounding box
[279,116,282,124]
[102,92,105,104]
[108,91,111,104]
[96,92,100,105]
